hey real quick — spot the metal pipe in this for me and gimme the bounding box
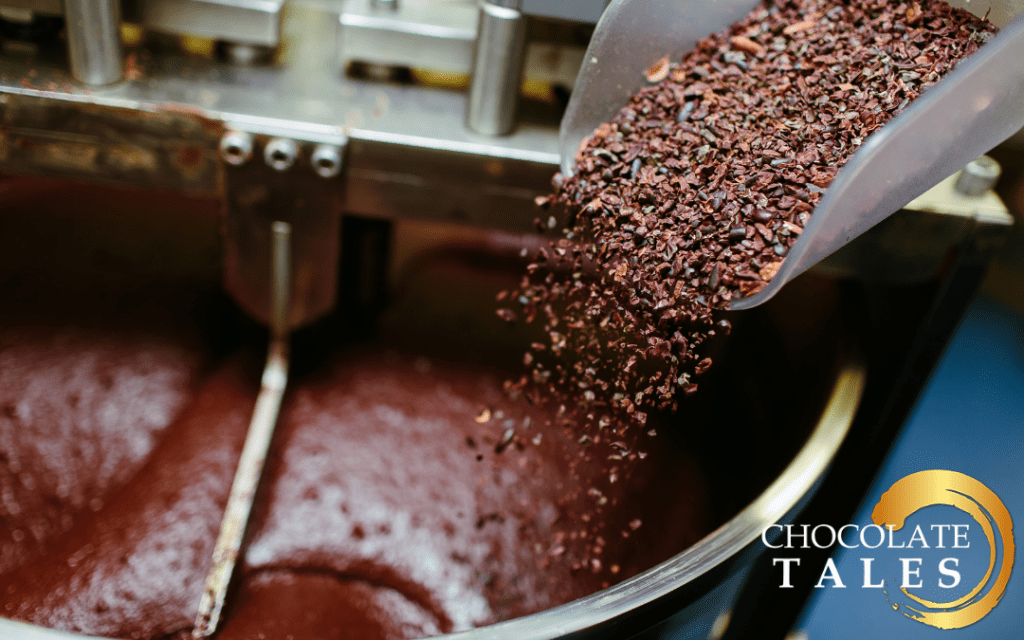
[192,222,292,638]
[466,0,527,136]
[64,0,124,85]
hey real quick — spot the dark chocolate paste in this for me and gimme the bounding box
[0,348,707,639]
[0,160,712,639]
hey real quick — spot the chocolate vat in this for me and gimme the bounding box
[0,178,864,640]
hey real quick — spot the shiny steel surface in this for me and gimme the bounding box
[339,0,479,74]
[221,131,343,328]
[64,0,123,85]
[337,0,586,90]
[467,1,527,136]
[520,0,605,23]
[310,141,345,178]
[955,156,1003,197]
[0,55,560,230]
[220,130,256,166]
[133,0,284,46]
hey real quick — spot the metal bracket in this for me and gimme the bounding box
[221,127,348,329]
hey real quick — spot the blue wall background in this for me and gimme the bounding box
[796,295,1024,639]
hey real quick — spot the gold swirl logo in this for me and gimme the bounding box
[871,470,1015,629]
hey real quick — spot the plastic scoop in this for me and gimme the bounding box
[559,0,1024,309]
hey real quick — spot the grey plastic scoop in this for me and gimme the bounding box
[560,0,1024,309]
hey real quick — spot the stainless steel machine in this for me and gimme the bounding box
[0,0,613,327]
[0,1,1018,639]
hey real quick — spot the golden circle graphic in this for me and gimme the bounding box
[871,470,1015,629]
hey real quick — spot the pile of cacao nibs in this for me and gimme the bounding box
[502,0,995,441]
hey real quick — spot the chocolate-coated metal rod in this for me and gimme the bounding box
[193,221,292,638]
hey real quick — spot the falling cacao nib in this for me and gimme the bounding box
[511,0,995,434]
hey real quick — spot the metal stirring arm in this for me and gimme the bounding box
[193,222,292,639]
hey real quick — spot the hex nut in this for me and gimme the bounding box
[219,131,254,166]
[954,155,1002,197]
[311,144,344,179]
[264,138,299,171]
[225,43,260,66]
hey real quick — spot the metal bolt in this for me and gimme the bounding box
[310,143,344,178]
[219,131,254,166]
[264,138,299,171]
[225,42,260,66]
[954,155,1001,197]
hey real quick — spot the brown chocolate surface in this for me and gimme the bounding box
[0,176,220,580]
[0,358,253,638]
[0,346,707,639]
[0,320,205,576]
[0,179,713,639]
[218,570,442,640]
[239,350,616,634]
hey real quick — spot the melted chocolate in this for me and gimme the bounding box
[218,570,442,640]
[0,177,710,640]
[0,349,708,640]
[0,321,204,576]
[0,358,254,638]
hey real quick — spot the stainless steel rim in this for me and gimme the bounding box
[0,363,865,640]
